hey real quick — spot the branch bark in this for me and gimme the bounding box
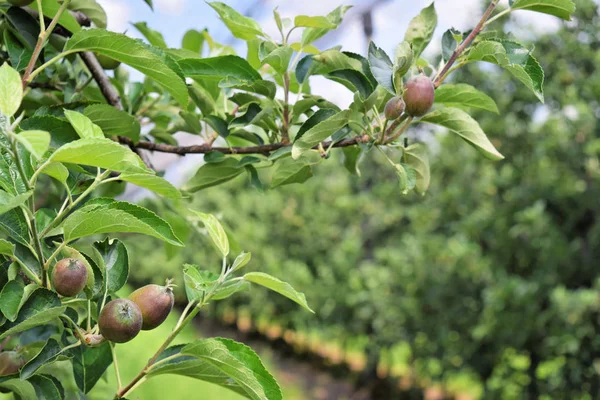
[433,0,500,88]
[79,52,122,110]
[117,135,371,156]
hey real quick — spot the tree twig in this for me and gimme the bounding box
[117,135,371,156]
[433,0,500,88]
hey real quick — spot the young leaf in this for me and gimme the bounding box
[342,146,364,176]
[368,42,394,94]
[186,158,244,192]
[0,239,15,257]
[442,28,459,63]
[392,41,414,91]
[50,138,150,174]
[301,5,351,46]
[15,130,51,160]
[92,238,129,294]
[510,0,576,20]
[435,84,499,114]
[294,15,336,29]
[132,22,167,48]
[230,252,251,274]
[83,104,141,142]
[64,110,104,139]
[404,143,431,195]
[243,272,314,313]
[404,3,437,58]
[419,107,504,160]
[0,190,32,216]
[292,110,350,159]
[0,63,23,118]
[0,289,66,340]
[467,39,545,102]
[61,198,183,246]
[0,280,25,322]
[117,173,181,199]
[0,379,36,400]
[71,342,112,394]
[394,163,417,194]
[64,29,188,106]
[190,211,229,257]
[41,163,69,185]
[208,2,264,41]
[262,46,293,75]
[271,153,321,188]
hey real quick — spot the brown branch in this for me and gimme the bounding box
[79,52,122,109]
[118,135,371,156]
[433,0,500,88]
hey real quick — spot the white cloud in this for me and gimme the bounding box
[155,0,187,15]
[96,0,130,33]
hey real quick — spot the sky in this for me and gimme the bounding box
[94,0,571,193]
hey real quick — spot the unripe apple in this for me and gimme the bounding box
[95,53,121,70]
[52,258,88,297]
[384,96,406,120]
[403,75,435,117]
[98,299,142,343]
[129,282,175,330]
[7,0,34,6]
[0,352,25,376]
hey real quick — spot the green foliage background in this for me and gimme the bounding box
[125,1,600,398]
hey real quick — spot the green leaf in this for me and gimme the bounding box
[183,266,248,302]
[301,5,351,46]
[208,2,264,41]
[203,116,230,138]
[183,338,282,400]
[326,69,374,98]
[271,158,313,188]
[190,211,229,257]
[393,41,414,91]
[0,280,24,322]
[132,22,167,48]
[69,0,108,29]
[20,116,79,148]
[294,15,336,28]
[467,39,545,102]
[0,63,23,118]
[0,239,15,257]
[510,0,576,20]
[64,29,188,106]
[394,163,417,194]
[0,190,32,216]
[243,272,314,313]
[71,342,112,394]
[61,198,183,246]
[92,238,129,294]
[342,146,364,176]
[118,173,181,199]
[182,29,206,54]
[404,143,430,195]
[40,0,81,33]
[50,138,150,174]
[295,109,337,142]
[21,339,68,379]
[83,104,141,142]
[4,31,32,72]
[442,28,459,63]
[435,84,499,114]
[0,379,36,400]
[0,289,66,340]
[15,130,51,160]
[230,252,251,274]
[64,110,104,139]
[419,107,504,160]
[292,110,350,159]
[219,77,276,99]
[368,42,394,94]
[262,46,293,75]
[179,55,261,83]
[404,3,437,59]
[186,158,244,192]
[0,209,30,246]
[29,374,64,400]
[41,163,69,185]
